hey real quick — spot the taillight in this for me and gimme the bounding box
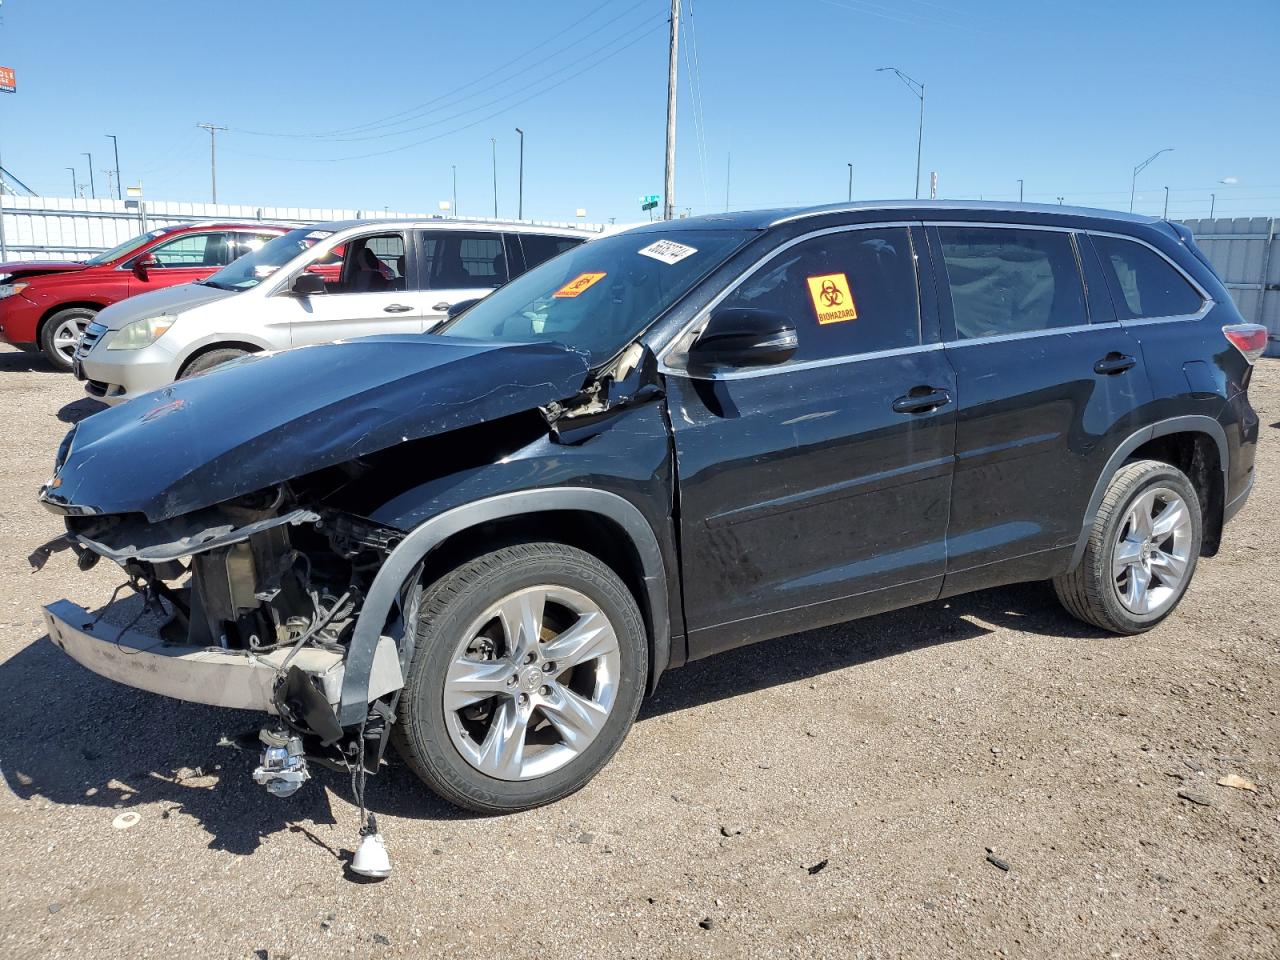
[1222,323,1269,364]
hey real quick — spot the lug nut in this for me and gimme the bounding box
[518,693,529,705]
[524,652,537,665]
[506,675,517,686]
[543,661,556,673]
[539,685,550,696]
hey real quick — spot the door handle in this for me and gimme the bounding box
[1094,352,1136,375]
[432,301,452,312]
[383,303,413,314]
[892,386,952,414]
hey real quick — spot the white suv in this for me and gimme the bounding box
[75,219,591,404]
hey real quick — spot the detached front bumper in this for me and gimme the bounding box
[43,599,349,713]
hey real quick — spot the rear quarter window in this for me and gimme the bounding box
[520,234,584,271]
[1090,234,1205,320]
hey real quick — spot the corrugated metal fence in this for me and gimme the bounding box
[0,195,604,260]
[1178,217,1279,357]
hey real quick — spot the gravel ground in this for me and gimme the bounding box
[0,343,1276,960]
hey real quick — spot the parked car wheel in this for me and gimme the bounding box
[40,306,97,371]
[1054,459,1202,634]
[394,542,647,813]
[178,348,251,379]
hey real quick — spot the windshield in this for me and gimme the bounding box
[84,229,169,266]
[439,229,751,364]
[201,227,334,291]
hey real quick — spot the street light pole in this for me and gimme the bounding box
[82,153,95,198]
[1210,193,1216,218]
[515,127,524,220]
[452,164,457,217]
[876,67,925,199]
[1129,147,1173,213]
[1017,178,1024,202]
[847,162,853,202]
[1163,186,1170,219]
[490,138,498,218]
[106,134,121,199]
[66,166,76,197]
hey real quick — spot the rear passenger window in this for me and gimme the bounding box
[520,234,582,271]
[432,232,508,289]
[716,227,920,362]
[937,227,1085,339]
[1091,234,1204,320]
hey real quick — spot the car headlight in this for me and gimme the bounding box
[0,282,29,299]
[106,315,176,350]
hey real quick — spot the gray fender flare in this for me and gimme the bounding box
[337,488,670,726]
[1069,415,1228,569]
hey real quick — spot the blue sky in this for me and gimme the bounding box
[2,0,1277,222]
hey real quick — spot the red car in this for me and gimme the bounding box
[0,222,290,370]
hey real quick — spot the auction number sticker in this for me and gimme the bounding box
[638,239,698,265]
[553,272,607,298]
[806,273,858,324]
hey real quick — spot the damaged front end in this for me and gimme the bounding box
[33,333,603,801]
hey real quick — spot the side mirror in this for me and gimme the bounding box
[446,298,480,320]
[291,272,327,297]
[688,307,798,370]
[132,254,159,280]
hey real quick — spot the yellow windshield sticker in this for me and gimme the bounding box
[806,273,858,324]
[553,272,607,298]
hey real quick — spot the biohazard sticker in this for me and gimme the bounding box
[638,239,698,265]
[553,272,607,298]
[806,273,858,324]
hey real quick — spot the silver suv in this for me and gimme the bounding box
[75,219,592,404]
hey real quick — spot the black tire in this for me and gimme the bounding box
[1053,459,1202,634]
[393,542,647,814]
[39,306,97,371]
[178,347,250,379]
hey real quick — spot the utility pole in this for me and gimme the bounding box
[847,163,853,202]
[66,166,76,197]
[1210,193,1216,218]
[662,0,680,220]
[1163,186,1170,219]
[106,134,122,199]
[102,168,116,199]
[82,153,95,198]
[1017,178,1024,202]
[196,122,228,203]
[1057,196,1064,205]
[490,138,498,218]
[451,164,457,217]
[515,127,524,220]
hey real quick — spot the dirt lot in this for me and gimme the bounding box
[0,343,1276,960]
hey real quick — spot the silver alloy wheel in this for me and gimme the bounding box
[1112,487,1193,615]
[50,315,89,364]
[443,585,621,781]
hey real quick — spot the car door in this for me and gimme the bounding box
[127,229,242,294]
[284,230,428,347]
[928,222,1154,596]
[664,224,956,658]
[421,230,513,331]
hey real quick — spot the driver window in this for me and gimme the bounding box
[322,233,406,294]
[148,232,237,268]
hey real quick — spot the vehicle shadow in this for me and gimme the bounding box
[0,581,1105,853]
[57,397,107,424]
[0,349,59,374]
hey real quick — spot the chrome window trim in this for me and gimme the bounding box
[656,220,922,375]
[665,341,944,382]
[926,221,1214,343]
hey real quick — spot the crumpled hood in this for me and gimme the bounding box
[43,335,590,522]
[97,282,231,330]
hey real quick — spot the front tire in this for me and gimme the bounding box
[394,542,647,813]
[40,306,97,371]
[1054,459,1202,634]
[178,347,250,379]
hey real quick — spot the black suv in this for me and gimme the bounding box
[38,202,1262,815]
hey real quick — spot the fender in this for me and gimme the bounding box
[1069,415,1228,569]
[337,487,670,726]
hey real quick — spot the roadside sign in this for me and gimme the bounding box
[640,193,659,212]
[0,67,14,93]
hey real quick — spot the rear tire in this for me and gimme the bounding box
[40,306,97,371]
[178,347,250,379]
[1053,459,1202,634]
[393,542,647,814]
